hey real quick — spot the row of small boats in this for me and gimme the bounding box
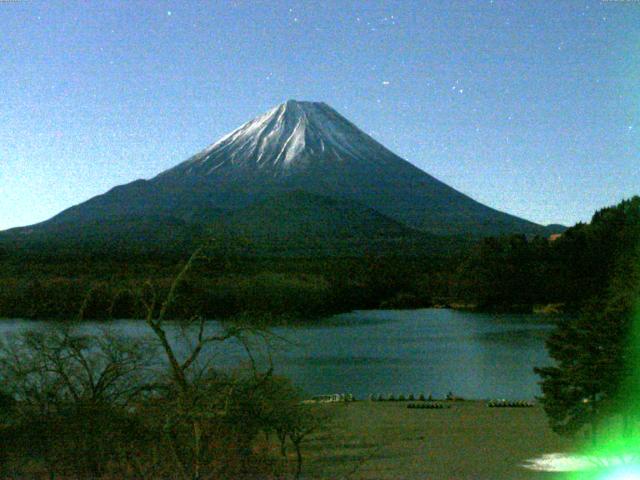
[487,400,534,408]
[406,403,450,409]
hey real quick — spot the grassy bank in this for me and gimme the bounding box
[301,400,573,479]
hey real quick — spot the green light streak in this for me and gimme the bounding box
[565,275,640,479]
[603,465,640,480]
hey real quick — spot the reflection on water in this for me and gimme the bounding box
[0,308,559,399]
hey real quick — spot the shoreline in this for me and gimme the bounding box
[0,302,570,323]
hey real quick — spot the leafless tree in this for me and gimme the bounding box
[0,324,156,478]
[139,246,278,480]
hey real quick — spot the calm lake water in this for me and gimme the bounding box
[0,309,559,400]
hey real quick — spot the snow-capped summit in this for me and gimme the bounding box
[159,100,396,179]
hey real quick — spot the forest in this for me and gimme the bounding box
[533,196,640,448]
[0,197,638,322]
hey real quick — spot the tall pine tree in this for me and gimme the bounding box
[535,197,640,440]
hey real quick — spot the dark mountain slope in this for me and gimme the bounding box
[210,190,462,256]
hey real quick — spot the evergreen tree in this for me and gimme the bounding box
[535,197,640,440]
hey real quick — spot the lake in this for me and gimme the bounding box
[0,309,558,400]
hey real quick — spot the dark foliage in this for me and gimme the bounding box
[454,196,640,313]
[0,252,457,321]
[0,197,637,321]
[534,196,640,439]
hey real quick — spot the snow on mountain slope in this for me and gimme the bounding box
[157,100,400,179]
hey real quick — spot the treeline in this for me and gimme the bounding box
[534,197,640,443]
[0,253,453,321]
[454,196,640,312]
[1,197,637,320]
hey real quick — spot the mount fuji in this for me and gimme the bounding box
[3,100,557,255]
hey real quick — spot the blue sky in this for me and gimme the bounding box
[1,0,638,230]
